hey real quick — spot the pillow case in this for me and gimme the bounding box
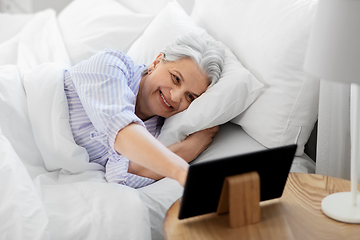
[126,1,263,146]
[191,0,320,156]
[57,0,154,65]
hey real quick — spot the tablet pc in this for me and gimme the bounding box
[178,144,297,219]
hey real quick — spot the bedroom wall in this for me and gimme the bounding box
[32,0,72,13]
[0,0,72,13]
[0,0,32,12]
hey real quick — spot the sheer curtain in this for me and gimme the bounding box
[316,80,352,180]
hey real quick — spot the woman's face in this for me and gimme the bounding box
[137,54,209,120]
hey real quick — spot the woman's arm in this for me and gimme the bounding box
[114,123,189,186]
[116,125,219,183]
[168,126,219,163]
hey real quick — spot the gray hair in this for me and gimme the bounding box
[143,33,225,88]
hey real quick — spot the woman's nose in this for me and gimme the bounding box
[170,89,182,103]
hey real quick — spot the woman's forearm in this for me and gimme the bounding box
[114,123,188,186]
[167,141,202,163]
[168,126,219,163]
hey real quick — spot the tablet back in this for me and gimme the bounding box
[178,144,297,219]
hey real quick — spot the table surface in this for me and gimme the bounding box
[163,173,360,240]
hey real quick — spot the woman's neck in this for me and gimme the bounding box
[135,75,154,121]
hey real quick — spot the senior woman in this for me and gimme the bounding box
[64,33,225,188]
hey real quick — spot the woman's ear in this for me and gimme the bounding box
[148,53,164,73]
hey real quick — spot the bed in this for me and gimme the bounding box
[0,0,319,239]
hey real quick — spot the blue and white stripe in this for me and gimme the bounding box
[64,49,162,188]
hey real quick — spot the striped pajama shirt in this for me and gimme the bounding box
[64,49,163,188]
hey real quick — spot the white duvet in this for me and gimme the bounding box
[0,10,169,240]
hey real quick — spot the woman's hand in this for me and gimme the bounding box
[168,126,219,163]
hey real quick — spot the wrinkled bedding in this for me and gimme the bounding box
[0,10,158,240]
[0,4,316,239]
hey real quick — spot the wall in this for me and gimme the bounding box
[0,0,72,13]
[0,0,32,13]
[32,0,72,13]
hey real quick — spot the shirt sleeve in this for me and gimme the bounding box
[105,153,155,189]
[104,116,161,188]
[67,49,145,153]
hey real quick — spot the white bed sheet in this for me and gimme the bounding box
[192,122,315,173]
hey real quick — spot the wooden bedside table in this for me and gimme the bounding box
[163,173,360,240]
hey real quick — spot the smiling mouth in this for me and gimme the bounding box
[160,91,172,108]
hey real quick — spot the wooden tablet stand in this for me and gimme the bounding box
[216,171,261,228]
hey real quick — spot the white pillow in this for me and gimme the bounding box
[127,1,263,146]
[57,0,154,65]
[191,0,320,156]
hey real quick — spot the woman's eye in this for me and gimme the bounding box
[187,94,195,102]
[172,74,180,84]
